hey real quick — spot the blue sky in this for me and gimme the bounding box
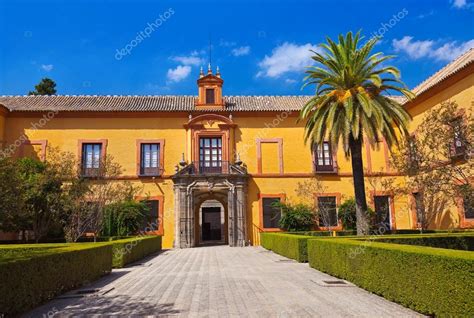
[0,0,473,96]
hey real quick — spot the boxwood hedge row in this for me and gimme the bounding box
[369,233,474,251]
[260,232,309,262]
[307,238,474,317]
[111,235,162,268]
[0,235,162,315]
[0,243,112,316]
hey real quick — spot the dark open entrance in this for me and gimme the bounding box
[202,207,222,241]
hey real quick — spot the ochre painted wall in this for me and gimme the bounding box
[2,74,473,247]
[0,110,6,145]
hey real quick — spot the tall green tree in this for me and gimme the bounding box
[299,31,413,235]
[28,77,57,95]
[0,159,27,235]
[17,157,65,242]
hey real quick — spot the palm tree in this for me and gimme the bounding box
[299,31,413,235]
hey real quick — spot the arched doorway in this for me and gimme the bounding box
[173,169,248,248]
[197,199,227,245]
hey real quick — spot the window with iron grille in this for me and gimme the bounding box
[463,193,474,219]
[81,143,102,176]
[140,143,160,175]
[413,192,425,226]
[317,196,338,227]
[315,142,334,172]
[407,136,420,173]
[452,118,467,157]
[374,195,392,230]
[142,200,159,232]
[262,197,282,228]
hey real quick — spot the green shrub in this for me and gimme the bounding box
[307,237,474,317]
[260,233,309,262]
[0,243,112,316]
[287,230,357,236]
[275,202,315,231]
[338,198,375,230]
[102,200,148,237]
[371,233,474,251]
[111,235,162,268]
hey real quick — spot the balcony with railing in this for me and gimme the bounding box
[193,161,230,174]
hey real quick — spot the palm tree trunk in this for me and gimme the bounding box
[349,135,370,235]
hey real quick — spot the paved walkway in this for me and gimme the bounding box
[27,246,421,317]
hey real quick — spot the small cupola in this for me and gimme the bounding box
[196,64,224,109]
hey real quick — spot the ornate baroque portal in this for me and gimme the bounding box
[172,113,248,248]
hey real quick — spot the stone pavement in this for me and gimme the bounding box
[26,246,422,317]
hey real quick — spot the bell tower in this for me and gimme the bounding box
[196,64,224,109]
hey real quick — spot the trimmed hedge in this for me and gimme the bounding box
[111,235,162,268]
[380,229,474,235]
[0,243,112,316]
[288,230,357,237]
[307,238,474,317]
[372,233,474,251]
[260,233,309,262]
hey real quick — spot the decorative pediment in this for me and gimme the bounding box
[183,113,236,129]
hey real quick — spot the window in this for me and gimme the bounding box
[81,143,102,176]
[317,196,338,227]
[140,143,160,175]
[199,137,222,173]
[413,192,425,226]
[451,118,466,158]
[463,193,474,219]
[142,200,159,232]
[315,142,334,172]
[407,136,419,173]
[206,88,215,104]
[262,197,282,229]
[374,195,392,230]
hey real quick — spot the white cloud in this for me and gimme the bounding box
[166,65,191,83]
[257,42,318,78]
[392,36,474,61]
[392,36,434,59]
[285,78,297,84]
[231,46,250,57]
[170,51,204,66]
[452,0,474,9]
[452,0,467,8]
[219,39,236,47]
[431,40,474,60]
[417,10,435,19]
[41,64,54,72]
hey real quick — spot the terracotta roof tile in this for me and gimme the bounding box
[0,95,407,113]
[0,95,315,112]
[1,49,471,113]
[413,48,474,96]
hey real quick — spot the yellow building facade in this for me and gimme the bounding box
[0,50,473,248]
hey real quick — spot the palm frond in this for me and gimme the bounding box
[300,31,413,158]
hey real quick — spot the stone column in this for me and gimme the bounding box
[177,184,194,248]
[235,182,247,246]
[227,188,236,246]
[187,192,195,247]
[173,185,181,248]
